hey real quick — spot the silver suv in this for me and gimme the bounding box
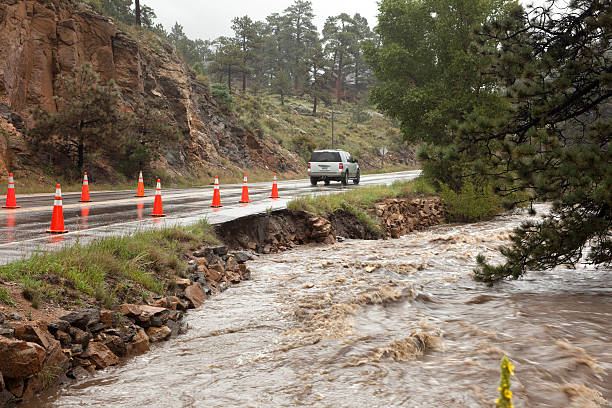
[308,150,360,186]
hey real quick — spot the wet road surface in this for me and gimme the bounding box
[0,171,420,263]
[35,204,611,407]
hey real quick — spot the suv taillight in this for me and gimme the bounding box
[308,162,311,169]
[339,163,343,170]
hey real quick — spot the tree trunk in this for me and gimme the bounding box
[312,93,317,116]
[227,65,232,94]
[135,0,141,26]
[336,52,343,105]
[78,137,84,175]
[280,91,285,106]
[242,71,246,93]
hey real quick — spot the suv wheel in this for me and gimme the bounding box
[353,170,360,185]
[310,177,318,186]
[341,171,349,186]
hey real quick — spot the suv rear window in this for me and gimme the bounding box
[310,152,341,162]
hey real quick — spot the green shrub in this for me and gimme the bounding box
[440,181,503,222]
[211,83,234,111]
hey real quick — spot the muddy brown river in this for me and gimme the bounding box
[36,205,611,407]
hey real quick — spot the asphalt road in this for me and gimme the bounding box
[0,171,421,264]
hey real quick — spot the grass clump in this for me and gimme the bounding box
[0,287,15,306]
[288,178,434,215]
[0,220,220,308]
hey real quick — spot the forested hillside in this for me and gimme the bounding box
[0,0,412,188]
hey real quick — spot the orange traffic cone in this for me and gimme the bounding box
[211,176,222,208]
[3,173,20,209]
[150,179,166,217]
[239,174,250,203]
[270,173,280,199]
[79,172,91,202]
[47,184,69,233]
[135,170,145,197]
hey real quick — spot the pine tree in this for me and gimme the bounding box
[283,0,318,93]
[30,63,129,177]
[465,0,612,282]
[232,16,263,93]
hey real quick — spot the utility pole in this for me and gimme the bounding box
[135,0,141,26]
[331,111,342,149]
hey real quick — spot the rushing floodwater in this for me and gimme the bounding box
[36,205,611,407]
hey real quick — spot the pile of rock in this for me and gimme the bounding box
[0,246,253,406]
[372,197,446,238]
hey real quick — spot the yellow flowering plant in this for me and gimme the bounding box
[495,356,515,408]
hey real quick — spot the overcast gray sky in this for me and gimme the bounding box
[144,0,379,40]
[144,0,549,41]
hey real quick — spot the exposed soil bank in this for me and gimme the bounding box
[217,197,445,253]
[0,196,444,407]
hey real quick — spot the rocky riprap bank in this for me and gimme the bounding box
[0,196,444,406]
[0,245,252,407]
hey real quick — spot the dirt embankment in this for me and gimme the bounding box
[217,197,445,253]
[0,196,444,406]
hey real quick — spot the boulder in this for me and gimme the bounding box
[126,329,149,356]
[184,283,206,308]
[0,337,46,378]
[99,310,112,329]
[193,271,207,284]
[68,326,92,347]
[146,326,171,343]
[205,267,222,283]
[210,260,225,275]
[167,310,184,322]
[116,325,139,344]
[60,308,100,330]
[174,278,192,289]
[309,216,332,241]
[119,304,167,328]
[70,344,83,356]
[232,251,252,263]
[81,342,119,369]
[66,366,90,380]
[213,245,228,257]
[4,378,23,398]
[8,322,54,349]
[47,320,69,335]
[8,312,22,321]
[0,326,14,337]
[239,264,251,280]
[100,334,126,358]
[225,256,239,272]
[55,330,72,348]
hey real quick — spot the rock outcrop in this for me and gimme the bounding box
[0,0,301,178]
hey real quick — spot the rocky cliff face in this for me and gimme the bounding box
[0,0,301,178]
